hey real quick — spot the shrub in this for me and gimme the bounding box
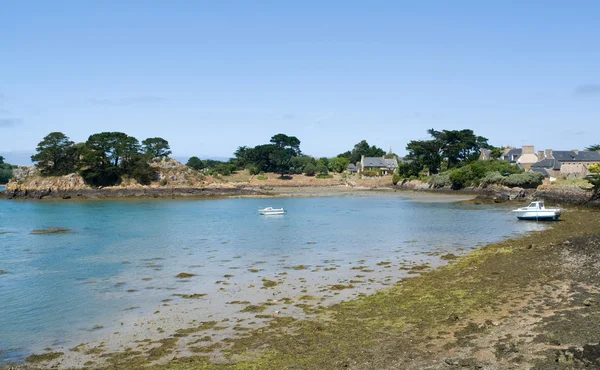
[448,166,476,189]
[362,170,380,177]
[392,173,401,185]
[479,171,504,187]
[248,166,260,175]
[428,173,452,188]
[315,162,328,175]
[589,164,600,173]
[303,163,316,176]
[160,178,168,186]
[502,172,544,188]
[257,175,268,180]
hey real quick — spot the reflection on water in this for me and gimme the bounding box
[0,196,549,363]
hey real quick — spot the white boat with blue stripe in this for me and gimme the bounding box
[512,201,560,221]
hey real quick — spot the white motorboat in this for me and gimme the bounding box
[512,201,560,221]
[258,207,285,215]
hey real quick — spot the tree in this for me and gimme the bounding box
[268,133,301,177]
[142,137,171,158]
[586,144,600,151]
[427,129,490,169]
[78,132,141,187]
[128,154,156,185]
[585,164,600,202]
[186,156,205,171]
[31,132,76,175]
[490,147,504,159]
[340,140,386,164]
[328,156,350,173]
[0,158,14,184]
[316,162,328,175]
[404,129,490,175]
[290,156,315,174]
[303,163,316,176]
[83,132,139,168]
[405,138,444,175]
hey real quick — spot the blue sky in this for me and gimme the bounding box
[1,1,599,165]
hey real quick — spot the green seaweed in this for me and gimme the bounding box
[30,227,72,235]
[26,352,64,363]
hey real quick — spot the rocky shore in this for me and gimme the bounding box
[1,185,266,200]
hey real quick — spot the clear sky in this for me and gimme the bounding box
[1,1,599,164]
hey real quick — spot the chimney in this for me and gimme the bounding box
[537,151,544,160]
[522,145,534,154]
[545,149,553,159]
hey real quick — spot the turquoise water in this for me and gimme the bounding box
[0,185,5,192]
[0,196,546,363]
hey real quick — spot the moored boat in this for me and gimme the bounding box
[258,207,285,215]
[512,201,560,221]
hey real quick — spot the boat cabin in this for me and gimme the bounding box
[526,201,545,209]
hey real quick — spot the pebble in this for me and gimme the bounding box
[583,298,596,306]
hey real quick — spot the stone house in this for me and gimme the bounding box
[479,145,538,169]
[360,155,399,175]
[531,149,600,179]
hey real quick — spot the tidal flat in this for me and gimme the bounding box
[4,195,591,369]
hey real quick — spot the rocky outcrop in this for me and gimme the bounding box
[1,160,264,199]
[533,185,600,207]
[2,186,265,200]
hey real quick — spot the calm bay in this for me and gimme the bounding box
[0,195,548,364]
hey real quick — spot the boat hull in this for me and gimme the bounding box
[516,214,560,221]
[513,210,560,221]
[259,211,285,215]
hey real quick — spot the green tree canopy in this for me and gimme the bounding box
[186,156,205,171]
[404,129,490,176]
[586,144,600,151]
[489,147,504,159]
[339,140,386,164]
[0,155,4,164]
[328,156,350,173]
[31,132,77,175]
[142,137,171,158]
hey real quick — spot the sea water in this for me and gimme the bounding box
[0,196,548,363]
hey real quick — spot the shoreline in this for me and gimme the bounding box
[3,182,597,209]
[4,205,600,369]
[0,184,479,203]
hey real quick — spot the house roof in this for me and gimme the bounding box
[363,157,385,167]
[530,168,552,178]
[532,158,561,170]
[383,158,399,169]
[551,150,600,162]
[502,148,522,161]
[480,149,491,160]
